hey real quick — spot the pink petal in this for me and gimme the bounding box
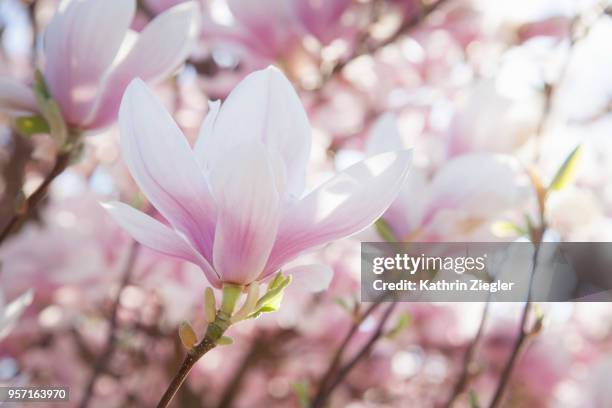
[209,140,280,285]
[204,66,311,197]
[43,0,135,125]
[0,78,37,115]
[193,100,220,171]
[118,79,217,261]
[85,1,201,129]
[102,202,220,287]
[265,150,413,274]
[283,264,333,292]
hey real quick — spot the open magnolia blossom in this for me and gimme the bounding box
[104,67,412,291]
[0,290,33,342]
[0,0,200,131]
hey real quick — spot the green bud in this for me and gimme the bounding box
[255,274,291,311]
[178,321,198,350]
[385,312,411,339]
[248,273,292,318]
[491,220,526,238]
[268,271,285,290]
[14,115,50,136]
[216,336,233,346]
[204,287,216,323]
[549,145,582,192]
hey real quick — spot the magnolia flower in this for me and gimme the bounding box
[0,0,200,131]
[104,67,412,288]
[0,289,33,341]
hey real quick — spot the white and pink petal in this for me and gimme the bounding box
[209,140,280,285]
[85,1,201,129]
[118,79,217,261]
[265,150,413,274]
[101,201,221,287]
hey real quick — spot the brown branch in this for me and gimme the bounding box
[157,311,232,408]
[311,302,397,408]
[157,337,218,408]
[314,300,383,400]
[216,328,295,408]
[326,0,451,80]
[444,300,491,407]
[78,242,140,408]
[486,244,541,408]
[533,2,607,163]
[0,151,71,245]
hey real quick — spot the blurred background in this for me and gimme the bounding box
[1,0,612,407]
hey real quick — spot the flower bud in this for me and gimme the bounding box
[216,336,233,346]
[204,287,216,323]
[178,321,198,350]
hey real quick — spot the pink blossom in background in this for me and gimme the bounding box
[0,0,201,131]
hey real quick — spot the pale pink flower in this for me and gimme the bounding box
[104,66,412,287]
[0,0,201,131]
[364,114,529,241]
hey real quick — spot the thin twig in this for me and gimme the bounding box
[533,2,607,163]
[216,328,295,408]
[325,0,451,81]
[78,242,140,408]
[157,311,232,408]
[444,300,491,407]
[487,244,541,408]
[0,151,71,245]
[157,337,218,408]
[311,302,397,408]
[314,300,383,400]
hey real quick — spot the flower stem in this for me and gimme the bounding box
[156,311,232,408]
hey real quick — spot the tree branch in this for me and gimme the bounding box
[0,151,71,245]
[311,302,396,408]
[78,242,140,408]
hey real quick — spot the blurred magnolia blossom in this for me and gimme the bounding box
[337,113,530,241]
[447,79,543,156]
[197,0,363,94]
[0,289,32,341]
[0,0,200,132]
[0,191,128,300]
[199,0,303,76]
[104,66,413,289]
